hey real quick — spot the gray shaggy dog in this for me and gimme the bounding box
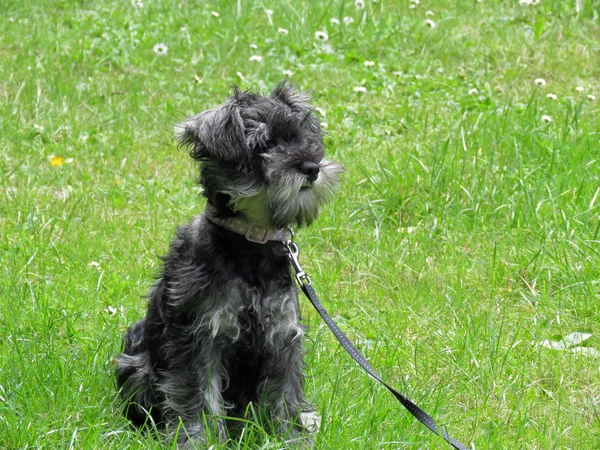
[116,82,342,447]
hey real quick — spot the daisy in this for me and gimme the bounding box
[278,27,288,35]
[131,0,143,8]
[364,61,375,67]
[541,115,552,123]
[355,0,365,9]
[249,55,263,62]
[211,11,220,17]
[426,10,434,16]
[425,19,436,28]
[236,71,245,80]
[194,75,202,83]
[587,94,596,101]
[354,86,367,93]
[265,9,273,16]
[320,122,328,128]
[534,78,546,87]
[575,86,584,92]
[315,31,329,41]
[468,88,478,95]
[343,16,354,25]
[250,43,258,49]
[79,133,89,142]
[392,71,403,76]
[153,43,168,55]
[33,124,44,132]
[330,18,340,25]
[546,93,557,100]
[282,70,294,77]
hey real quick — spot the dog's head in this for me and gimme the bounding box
[176,82,343,228]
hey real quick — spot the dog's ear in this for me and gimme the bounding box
[271,81,312,114]
[175,103,246,161]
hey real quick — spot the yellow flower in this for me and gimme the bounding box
[50,155,64,167]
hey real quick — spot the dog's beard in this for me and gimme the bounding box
[228,159,342,229]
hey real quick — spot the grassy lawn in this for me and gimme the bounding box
[1,0,599,448]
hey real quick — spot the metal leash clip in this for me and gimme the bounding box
[285,230,311,286]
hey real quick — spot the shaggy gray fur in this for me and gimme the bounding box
[116,82,342,448]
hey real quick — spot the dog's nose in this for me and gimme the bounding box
[299,162,320,182]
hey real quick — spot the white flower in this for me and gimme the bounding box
[531,0,540,4]
[211,11,220,17]
[330,18,340,25]
[315,31,329,41]
[426,10,434,16]
[468,88,478,95]
[534,78,546,87]
[89,261,101,268]
[587,94,596,101]
[282,69,294,77]
[153,43,168,55]
[392,71,402,76]
[576,86,584,92]
[249,55,263,62]
[321,122,328,128]
[354,86,367,93]
[33,124,44,132]
[343,16,354,25]
[355,0,365,9]
[131,0,143,8]
[315,107,326,117]
[364,60,375,67]
[278,27,288,35]
[236,71,245,80]
[546,93,557,100]
[541,115,552,123]
[519,0,531,5]
[409,4,416,9]
[250,43,258,49]
[194,75,202,83]
[425,19,436,28]
[410,0,420,4]
[265,9,273,16]
[79,133,89,142]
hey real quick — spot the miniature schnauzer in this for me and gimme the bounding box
[116,82,342,447]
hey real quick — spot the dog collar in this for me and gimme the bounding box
[204,206,292,244]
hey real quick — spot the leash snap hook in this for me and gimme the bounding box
[285,239,312,286]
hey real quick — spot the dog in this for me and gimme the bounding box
[116,81,342,447]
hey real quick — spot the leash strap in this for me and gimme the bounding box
[286,240,468,450]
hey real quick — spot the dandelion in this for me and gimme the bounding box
[315,31,329,41]
[546,93,557,100]
[468,88,478,95]
[49,155,64,167]
[534,78,546,87]
[541,115,552,123]
[426,10,434,16]
[575,86,584,92]
[211,11,220,17]
[249,55,263,62]
[425,19,436,28]
[330,18,340,25]
[153,43,168,55]
[278,27,288,35]
[343,16,354,25]
[587,94,596,101]
[354,86,367,93]
[282,69,294,77]
[236,71,245,80]
[79,133,89,142]
[355,0,365,9]
[131,0,143,8]
[194,75,202,83]
[364,60,375,67]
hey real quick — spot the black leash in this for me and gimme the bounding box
[285,239,469,450]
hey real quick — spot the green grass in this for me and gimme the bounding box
[1,0,600,448]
